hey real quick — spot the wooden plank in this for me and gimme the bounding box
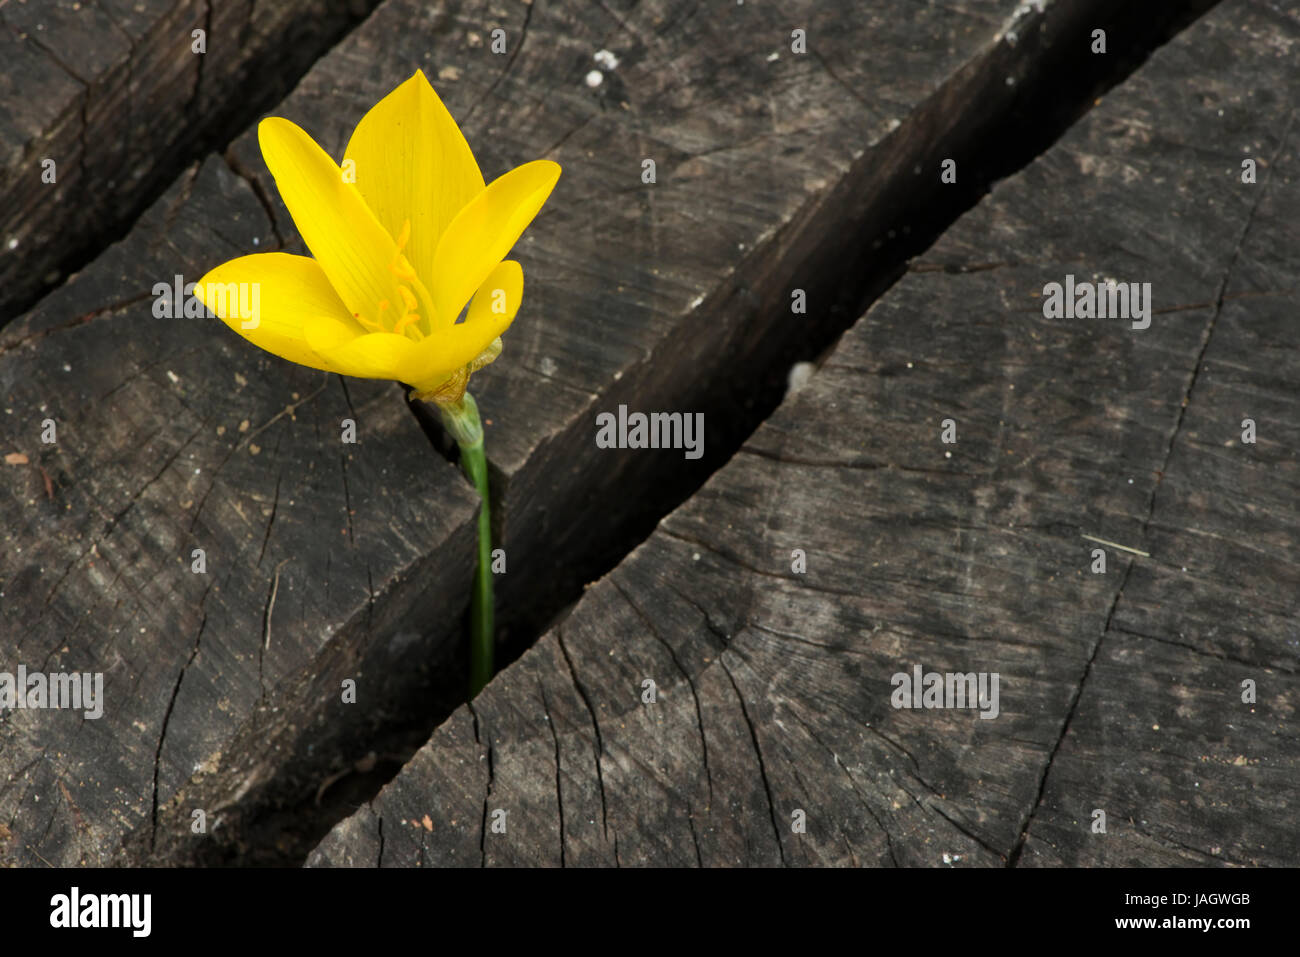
[1,0,1227,866]
[0,157,480,867]
[309,0,1296,867]
[0,0,382,321]
[223,0,1224,668]
[1015,4,1300,862]
[2,0,1055,867]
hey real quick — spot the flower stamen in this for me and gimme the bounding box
[373,218,438,340]
[389,257,419,282]
[392,311,422,337]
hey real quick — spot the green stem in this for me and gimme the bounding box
[436,392,494,697]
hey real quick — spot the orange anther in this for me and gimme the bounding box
[389,257,418,282]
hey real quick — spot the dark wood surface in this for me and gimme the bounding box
[0,156,481,866]
[0,0,381,322]
[309,0,1298,867]
[221,0,1224,687]
[6,0,1122,865]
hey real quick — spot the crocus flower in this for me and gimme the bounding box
[195,69,560,696]
[196,69,560,403]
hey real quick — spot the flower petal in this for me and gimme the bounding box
[195,252,359,373]
[462,259,524,338]
[301,315,360,354]
[344,70,485,287]
[303,323,423,383]
[258,116,406,326]
[431,160,559,326]
[406,261,524,393]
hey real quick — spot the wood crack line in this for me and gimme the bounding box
[719,656,786,866]
[1147,107,1296,517]
[460,0,534,125]
[150,607,208,852]
[537,682,565,867]
[788,708,900,867]
[465,700,493,868]
[1007,109,1297,866]
[610,577,714,807]
[554,626,609,842]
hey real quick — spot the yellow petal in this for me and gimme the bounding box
[344,70,485,287]
[409,261,524,392]
[258,117,406,326]
[431,160,559,326]
[462,259,523,339]
[301,315,360,354]
[195,252,359,373]
[304,323,423,383]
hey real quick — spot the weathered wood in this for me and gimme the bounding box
[1,0,1232,866]
[1014,11,1300,862]
[6,0,1100,866]
[224,0,1224,677]
[0,157,480,867]
[0,0,381,322]
[310,0,1297,867]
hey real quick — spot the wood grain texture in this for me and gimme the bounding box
[222,0,1222,664]
[5,0,1090,867]
[2,0,1041,867]
[0,0,380,322]
[0,157,480,867]
[1015,1,1300,863]
[310,0,1297,867]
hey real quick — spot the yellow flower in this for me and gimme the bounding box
[196,70,560,401]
